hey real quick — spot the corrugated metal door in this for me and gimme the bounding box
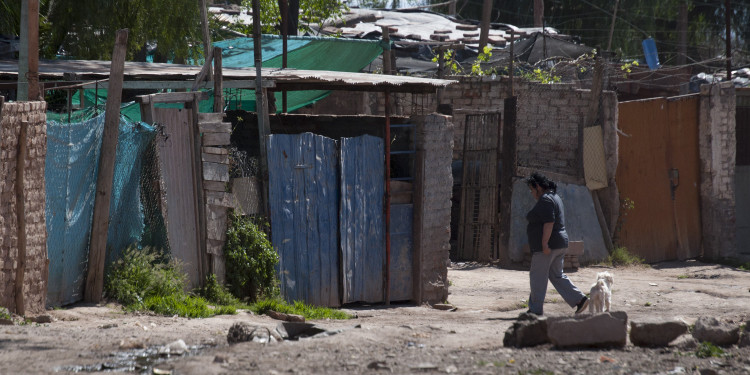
[154,108,203,288]
[616,96,701,262]
[340,135,384,304]
[389,204,412,302]
[267,133,340,307]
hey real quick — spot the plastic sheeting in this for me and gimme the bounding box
[46,113,158,306]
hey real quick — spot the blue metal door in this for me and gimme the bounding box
[267,133,340,307]
[340,135,385,303]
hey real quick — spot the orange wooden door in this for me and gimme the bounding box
[616,96,701,262]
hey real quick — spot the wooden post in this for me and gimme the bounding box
[280,0,289,113]
[533,0,544,28]
[509,30,515,96]
[85,29,128,303]
[200,0,213,78]
[677,1,687,66]
[213,46,223,113]
[14,121,28,315]
[384,90,392,305]
[27,0,40,100]
[448,0,456,16]
[252,0,271,216]
[479,0,492,50]
[586,57,604,127]
[607,0,619,51]
[725,0,731,80]
[381,26,392,75]
[499,97,517,266]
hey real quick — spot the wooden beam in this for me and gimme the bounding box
[213,46,223,113]
[81,80,275,90]
[533,0,544,28]
[192,47,214,92]
[85,29,128,303]
[381,26,392,75]
[200,0,213,78]
[27,0,40,100]
[136,91,209,105]
[14,121,28,315]
[479,0,492,48]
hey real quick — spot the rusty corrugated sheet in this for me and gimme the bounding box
[154,107,203,288]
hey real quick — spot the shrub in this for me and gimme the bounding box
[0,306,10,320]
[196,273,240,306]
[602,246,645,267]
[104,246,185,307]
[695,342,725,358]
[224,212,279,301]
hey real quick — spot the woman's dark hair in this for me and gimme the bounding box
[525,172,557,193]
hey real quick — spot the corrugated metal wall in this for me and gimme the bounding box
[616,96,702,262]
[736,91,750,254]
[340,135,384,304]
[267,133,340,307]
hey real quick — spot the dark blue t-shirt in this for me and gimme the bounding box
[526,192,569,252]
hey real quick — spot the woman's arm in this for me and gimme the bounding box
[542,222,553,254]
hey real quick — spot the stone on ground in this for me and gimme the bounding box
[630,319,689,347]
[547,311,628,348]
[503,312,549,348]
[692,316,740,346]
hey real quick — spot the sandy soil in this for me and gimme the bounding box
[2,259,750,374]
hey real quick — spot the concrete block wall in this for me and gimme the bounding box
[412,114,453,304]
[199,113,233,283]
[699,82,737,259]
[0,101,48,314]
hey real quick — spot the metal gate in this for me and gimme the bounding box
[457,113,501,261]
[617,96,702,262]
[267,133,386,306]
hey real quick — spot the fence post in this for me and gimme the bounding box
[14,121,28,315]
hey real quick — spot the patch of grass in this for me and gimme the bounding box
[695,342,725,358]
[250,298,352,320]
[196,274,240,306]
[105,246,237,318]
[518,370,554,375]
[601,246,646,267]
[0,307,10,320]
[714,257,750,271]
[677,275,689,279]
[644,302,652,307]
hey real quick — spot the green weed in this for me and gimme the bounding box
[695,342,725,358]
[224,212,279,302]
[0,307,10,320]
[250,298,352,320]
[601,246,646,267]
[677,275,689,279]
[714,257,750,272]
[196,274,240,306]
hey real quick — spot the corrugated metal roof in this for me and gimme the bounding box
[0,59,455,93]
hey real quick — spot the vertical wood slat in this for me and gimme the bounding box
[457,113,500,261]
[14,121,27,315]
[499,98,517,265]
[268,133,340,306]
[341,135,385,304]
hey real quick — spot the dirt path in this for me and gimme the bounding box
[1,260,750,374]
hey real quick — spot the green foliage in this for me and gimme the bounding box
[105,246,237,318]
[196,274,241,306]
[104,246,185,307]
[601,246,646,267]
[224,212,279,302]
[713,257,750,272]
[242,0,348,35]
[695,342,726,358]
[620,60,640,78]
[431,49,461,75]
[470,45,493,76]
[250,298,352,320]
[0,307,10,320]
[519,68,561,84]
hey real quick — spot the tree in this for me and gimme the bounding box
[1,0,203,62]
[240,0,347,35]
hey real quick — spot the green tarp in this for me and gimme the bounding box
[51,35,383,122]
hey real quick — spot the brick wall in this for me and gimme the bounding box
[699,82,737,259]
[0,101,48,314]
[412,114,453,304]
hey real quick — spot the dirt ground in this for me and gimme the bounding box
[2,260,750,374]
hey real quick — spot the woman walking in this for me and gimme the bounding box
[525,172,588,316]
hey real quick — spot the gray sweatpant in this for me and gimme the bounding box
[528,248,586,315]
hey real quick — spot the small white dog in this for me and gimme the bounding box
[589,271,614,313]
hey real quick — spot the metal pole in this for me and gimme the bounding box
[384,90,392,306]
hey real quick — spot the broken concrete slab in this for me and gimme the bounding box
[547,311,627,348]
[669,333,699,350]
[692,316,740,347]
[503,312,549,348]
[630,319,689,347]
